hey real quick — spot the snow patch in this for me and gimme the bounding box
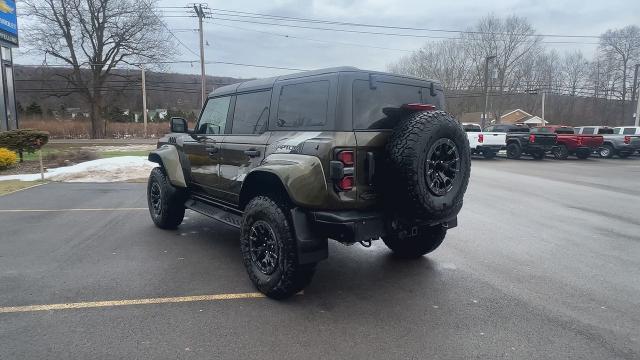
[0,156,156,182]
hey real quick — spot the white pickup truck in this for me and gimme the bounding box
[462,123,507,159]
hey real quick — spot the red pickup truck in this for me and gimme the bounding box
[532,126,603,159]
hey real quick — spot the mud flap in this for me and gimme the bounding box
[290,208,328,264]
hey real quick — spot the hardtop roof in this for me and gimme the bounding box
[209,66,440,98]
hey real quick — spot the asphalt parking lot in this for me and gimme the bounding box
[1,156,639,359]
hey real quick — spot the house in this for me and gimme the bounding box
[66,107,90,119]
[500,109,533,124]
[500,109,549,127]
[457,108,550,127]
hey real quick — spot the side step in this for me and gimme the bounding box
[185,198,243,229]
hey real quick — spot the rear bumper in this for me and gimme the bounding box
[617,143,640,153]
[308,210,457,243]
[477,145,503,152]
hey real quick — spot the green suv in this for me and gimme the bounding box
[147,67,471,299]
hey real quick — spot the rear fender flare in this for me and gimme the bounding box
[148,145,187,188]
[240,153,329,209]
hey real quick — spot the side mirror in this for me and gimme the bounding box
[170,117,188,133]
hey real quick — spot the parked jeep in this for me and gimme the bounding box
[146,67,471,299]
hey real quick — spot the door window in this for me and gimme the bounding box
[276,81,329,129]
[196,96,231,134]
[581,127,595,134]
[231,91,271,134]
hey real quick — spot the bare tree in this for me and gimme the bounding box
[388,40,475,90]
[562,51,589,96]
[599,25,640,122]
[23,0,175,138]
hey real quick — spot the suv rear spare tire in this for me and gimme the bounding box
[385,110,470,222]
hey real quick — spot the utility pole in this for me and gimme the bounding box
[633,64,639,126]
[482,55,496,129]
[541,90,546,126]
[194,4,206,107]
[141,64,148,138]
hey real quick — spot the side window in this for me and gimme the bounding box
[231,91,271,134]
[196,96,231,134]
[582,127,594,134]
[623,128,635,135]
[276,81,329,129]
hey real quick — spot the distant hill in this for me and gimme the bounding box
[14,65,248,114]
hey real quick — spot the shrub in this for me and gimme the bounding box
[0,129,50,161]
[0,147,18,169]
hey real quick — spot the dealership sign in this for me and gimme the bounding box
[0,0,17,45]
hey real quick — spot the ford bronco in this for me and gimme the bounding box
[147,67,471,299]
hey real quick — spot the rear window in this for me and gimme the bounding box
[353,80,435,129]
[530,127,551,133]
[622,128,636,135]
[231,91,271,134]
[508,126,529,133]
[276,81,329,129]
[597,128,614,134]
[463,124,481,132]
[556,128,575,134]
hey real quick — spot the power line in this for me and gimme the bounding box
[207,8,623,40]
[212,22,413,52]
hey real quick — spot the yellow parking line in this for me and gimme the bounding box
[0,292,267,314]
[0,208,147,213]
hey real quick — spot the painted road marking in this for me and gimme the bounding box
[0,182,47,196]
[0,292,267,314]
[0,208,147,213]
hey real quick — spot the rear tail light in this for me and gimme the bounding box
[401,103,436,111]
[333,149,355,192]
[624,136,631,144]
[336,150,355,166]
[478,134,484,143]
[337,176,354,191]
[529,134,536,143]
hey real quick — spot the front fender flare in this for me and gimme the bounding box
[148,145,187,188]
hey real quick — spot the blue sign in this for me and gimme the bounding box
[0,0,18,45]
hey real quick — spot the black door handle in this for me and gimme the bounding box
[244,149,261,157]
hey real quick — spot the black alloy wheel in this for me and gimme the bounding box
[248,220,280,275]
[425,138,460,197]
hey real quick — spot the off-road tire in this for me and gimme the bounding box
[240,196,315,299]
[575,149,591,159]
[147,167,186,229]
[552,145,569,160]
[482,150,497,159]
[382,224,447,259]
[599,145,614,158]
[506,143,522,159]
[531,150,545,160]
[385,110,470,222]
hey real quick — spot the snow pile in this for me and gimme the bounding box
[82,145,156,152]
[0,156,156,182]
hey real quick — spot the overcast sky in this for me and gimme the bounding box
[14,0,640,79]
